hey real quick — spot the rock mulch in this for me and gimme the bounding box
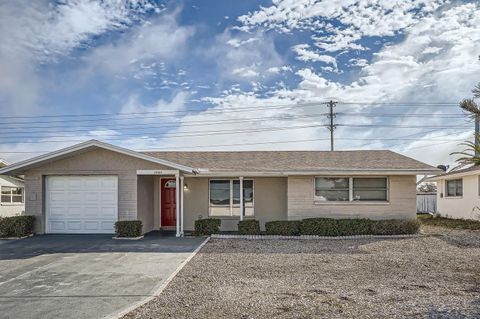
[123,228,480,319]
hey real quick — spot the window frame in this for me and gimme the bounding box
[313,176,389,203]
[445,178,463,198]
[1,186,24,204]
[314,177,350,202]
[208,178,255,217]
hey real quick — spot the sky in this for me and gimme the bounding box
[0,0,479,168]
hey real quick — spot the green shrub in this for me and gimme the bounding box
[194,218,221,236]
[300,218,340,236]
[238,219,261,235]
[371,219,421,235]
[0,216,35,238]
[114,220,143,237]
[299,218,420,236]
[265,220,301,236]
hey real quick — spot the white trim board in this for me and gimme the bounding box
[0,140,195,175]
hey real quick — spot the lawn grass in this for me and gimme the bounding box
[418,214,480,230]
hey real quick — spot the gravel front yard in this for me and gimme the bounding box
[124,228,480,319]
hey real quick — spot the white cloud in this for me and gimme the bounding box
[159,2,479,167]
[86,12,194,75]
[121,91,189,115]
[207,30,285,82]
[292,44,337,67]
[238,0,446,52]
[232,67,260,78]
[266,66,292,74]
[0,0,160,115]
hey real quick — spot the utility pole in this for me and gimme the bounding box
[476,114,480,157]
[326,100,337,151]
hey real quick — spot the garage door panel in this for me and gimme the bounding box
[46,176,118,234]
[100,192,117,202]
[84,192,99,201]
[101,221,115,231]
[66,221,82,231]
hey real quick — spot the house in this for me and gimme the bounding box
[428,166,480,220]
[0,140,440,235]
[0,159,25,217]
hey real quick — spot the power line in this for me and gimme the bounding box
[0,112,469,134]
[0,113,329,132]
[0,100,462,121]
[0,136,467,154]
[0,101,324,120]
[0,123,332,144]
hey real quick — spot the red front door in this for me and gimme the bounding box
[161,178,176,227]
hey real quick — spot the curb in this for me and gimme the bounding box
[0,234,34,240]
[105,236,210,319]
[112,236,144,240]
[211,234,423,240]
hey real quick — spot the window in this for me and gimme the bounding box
[446,179,462,197]
[353,178,388,201]
[209,179,254,216]
[1,186,24,203]
[314,177,388,202]
[315,178,349,201]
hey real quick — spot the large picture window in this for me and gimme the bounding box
[353,178,388,201]
[314,177,388,202]
[315,178,349,201]
[209,179,254,216]
[1,186,24,203]
[446,179,462,197]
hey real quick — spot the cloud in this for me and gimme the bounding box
[292,44,337,68]
[238,0,446,52]
[165,2,479,167]
[0,0,160,115]
[208,30,285,82]
[86,11,195,76]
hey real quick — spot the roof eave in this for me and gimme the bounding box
[193,168,442,177]
[0,140,195,175]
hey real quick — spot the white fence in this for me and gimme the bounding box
[416,193,437,213]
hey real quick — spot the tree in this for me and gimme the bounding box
[453,58,480,165]
[417,182,437,193]
[451,133,480,166]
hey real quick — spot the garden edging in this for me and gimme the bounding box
[211,234,424,240]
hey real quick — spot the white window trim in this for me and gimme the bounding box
[313,176,389,203]
[445,178,463,198]
[208,178,255,217]
[0,186,24,204]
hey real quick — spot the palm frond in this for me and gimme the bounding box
[473,83,480,99]
[459,99,480,119]
[451,133,480,166]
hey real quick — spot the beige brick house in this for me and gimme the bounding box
[0,140,440,235]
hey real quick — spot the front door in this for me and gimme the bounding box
[161,178,176,227]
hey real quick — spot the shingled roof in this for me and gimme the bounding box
[142,150,438,173]
[428,165,480,180]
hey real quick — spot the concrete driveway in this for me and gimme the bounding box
[0,233,206,319]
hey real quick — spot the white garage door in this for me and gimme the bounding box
[46,176,118,234]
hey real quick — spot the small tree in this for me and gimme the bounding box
[417,182,437,193]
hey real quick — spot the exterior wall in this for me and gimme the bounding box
[137,175,154,233]
[0,176,25,217]
[23,148,172,234]
[287,175,417,220]
[183,177,288,231]
[436,175,480,220]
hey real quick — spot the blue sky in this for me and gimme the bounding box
[0,0,479,167]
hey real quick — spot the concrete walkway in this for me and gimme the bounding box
[0,232,206,319]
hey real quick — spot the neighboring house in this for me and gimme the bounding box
[0,159,25,217]
[428,166,480,220]
[0,140,440,235]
